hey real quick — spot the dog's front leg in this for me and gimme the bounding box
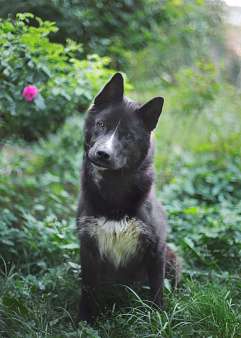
[146,247,165,311]
[75,243,100,326]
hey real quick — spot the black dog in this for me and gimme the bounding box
[76,73,180,325]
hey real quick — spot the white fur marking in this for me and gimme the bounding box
[104,118,122,151]
[105,133,115,151]
[79,216,141,268]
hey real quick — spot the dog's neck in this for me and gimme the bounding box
[81,156,154,220]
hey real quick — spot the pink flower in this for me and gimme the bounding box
[23,85,38,101]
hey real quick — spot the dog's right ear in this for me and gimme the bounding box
[138,97,164,132]
[94,73,124,106]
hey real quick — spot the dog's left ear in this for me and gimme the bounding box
[138,97,164,131]
[94,73,124,106]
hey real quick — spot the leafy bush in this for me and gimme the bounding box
[0,13,114,143]
[0,0,156,60]
[159,152,241,274]
[0,114,84,226]
[0,0,224,74]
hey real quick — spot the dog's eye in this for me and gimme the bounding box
[98,122,105,130]
[125,133,132,140]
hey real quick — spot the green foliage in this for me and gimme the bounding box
[0,112,84,233]
[0,13,114,143]
[170,61,221,115]
[0,258,82,336]
[0,0,224,71]
[152,80,241,278]
[0,116,84,335]
[127,0,224,87]
[161,154,241,273]
[0,0,159,68]
[77,321,101,338]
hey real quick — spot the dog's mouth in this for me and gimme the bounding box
[91,163,110,171]
[88,155,117,171]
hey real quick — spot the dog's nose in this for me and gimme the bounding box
[96,150,110,160]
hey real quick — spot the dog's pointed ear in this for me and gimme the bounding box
[138,97,164,131]
[94,73,124,106]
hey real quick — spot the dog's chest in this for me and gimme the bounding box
[78,216,143,269]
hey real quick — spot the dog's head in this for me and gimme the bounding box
[84,73,164,172]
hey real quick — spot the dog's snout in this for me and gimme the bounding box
[96,150,110,160]
[88,143,117,169]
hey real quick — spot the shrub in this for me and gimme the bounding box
[0,13,114,143]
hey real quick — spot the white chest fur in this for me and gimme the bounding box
[78,216,142,269]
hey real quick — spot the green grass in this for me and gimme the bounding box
[0,84,241,337]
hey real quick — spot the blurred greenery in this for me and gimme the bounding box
[0,0,241,336]
[0,0,224,71]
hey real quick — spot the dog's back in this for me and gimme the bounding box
[76,73,180,325]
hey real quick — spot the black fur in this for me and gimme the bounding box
[76,73,181,325]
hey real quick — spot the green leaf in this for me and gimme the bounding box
[16,13,35,21]
[183,207,200,215]
[28,241,38,249]
[2,297,29,315]
[2,21,14,33]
